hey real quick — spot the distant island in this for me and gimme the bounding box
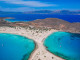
[0,10,80,15]
[24,10,80,15]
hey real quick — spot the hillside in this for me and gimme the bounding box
[26,18,80,32]
[0,17,80,33]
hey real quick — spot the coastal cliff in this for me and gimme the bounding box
[0,17,80,33]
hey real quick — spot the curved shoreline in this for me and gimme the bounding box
[28,40,38,60]
[0,32,37,60]
[0,33,35,60]
[42,31,65,60]
[43,31,80,60]
[0,26,64,60]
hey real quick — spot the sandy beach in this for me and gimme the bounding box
[0,26,64,60]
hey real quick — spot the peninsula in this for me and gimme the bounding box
[0,17,80,60]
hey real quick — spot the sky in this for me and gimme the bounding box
[0,0,80,12]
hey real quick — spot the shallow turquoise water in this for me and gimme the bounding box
[44,31,80,60]
[0,33,35,60]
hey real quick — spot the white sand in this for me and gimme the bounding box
[0,26,64,60]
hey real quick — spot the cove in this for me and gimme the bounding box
[0,33,35,60]
[44,31,80,60]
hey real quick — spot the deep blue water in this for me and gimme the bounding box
[44,32,80,60]
[0,14,80,22]
[0,33,35,60]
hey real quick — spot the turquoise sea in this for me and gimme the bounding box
[0,33,35,60]
[44,32,80,60]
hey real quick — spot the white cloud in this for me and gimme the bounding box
[0,7,35,12]
[0,0,56,7]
